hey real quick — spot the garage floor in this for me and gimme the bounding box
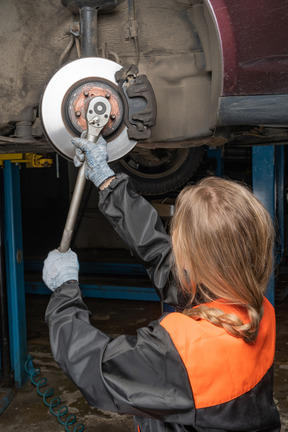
[0,277,288,431]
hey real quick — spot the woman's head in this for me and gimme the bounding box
[171,176,274,341]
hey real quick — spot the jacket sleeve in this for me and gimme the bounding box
[98,173,183,307]
[45,282,194,421]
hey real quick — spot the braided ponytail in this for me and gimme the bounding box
[184,304,263,343]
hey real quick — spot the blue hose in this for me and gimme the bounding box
[25,356,84,432]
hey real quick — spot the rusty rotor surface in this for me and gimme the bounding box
[41,57,136,162]
[65,80,124,137]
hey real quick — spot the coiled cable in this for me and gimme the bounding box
[25,355,85,432]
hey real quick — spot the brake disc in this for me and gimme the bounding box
[40,57,137,162]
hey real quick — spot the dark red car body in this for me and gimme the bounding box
[209,0,288,96]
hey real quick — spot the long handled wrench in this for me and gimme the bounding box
[58,96,111,252]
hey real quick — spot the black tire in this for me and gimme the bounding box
[111,146,204,196]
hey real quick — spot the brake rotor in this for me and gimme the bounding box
[40,57,137,162]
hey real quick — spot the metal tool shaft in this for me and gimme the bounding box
[58,96,111,253]
[58,164,86,252]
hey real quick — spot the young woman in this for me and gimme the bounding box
[43,136,280,432]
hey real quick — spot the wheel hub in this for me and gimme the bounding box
[64,79,124,138]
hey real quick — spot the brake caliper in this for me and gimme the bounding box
[115,64,157,140]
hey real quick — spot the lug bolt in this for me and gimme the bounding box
[75,111,81,117]
[110,114,116,120]
[105,93,111,99]
[83,90,89,97]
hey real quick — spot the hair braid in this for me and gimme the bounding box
[184,304,263,344]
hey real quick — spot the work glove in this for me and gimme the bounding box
[71,134,115,188]
[42,249,79,291]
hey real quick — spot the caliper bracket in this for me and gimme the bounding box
[115,64,157,140]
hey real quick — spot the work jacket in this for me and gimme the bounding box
[45,173,281,432]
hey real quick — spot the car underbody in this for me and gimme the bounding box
[1,0,288,194]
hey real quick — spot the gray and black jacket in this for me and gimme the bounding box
[45,174,280,432]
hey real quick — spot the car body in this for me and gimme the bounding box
[1,0,288,194]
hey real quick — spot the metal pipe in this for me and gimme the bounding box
[58,164,86,253]
[128,0,135,20]
[80,6,99,57]
[59,96,110,253]
[0,170,12,387]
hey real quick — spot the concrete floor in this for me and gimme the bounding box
[0,283,288,431]
[0,296,161,431]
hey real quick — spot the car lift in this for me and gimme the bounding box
[0,154,53,413]
[0,146,285,410]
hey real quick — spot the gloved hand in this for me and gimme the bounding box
[72,134,115,188]
[42,249,79,291]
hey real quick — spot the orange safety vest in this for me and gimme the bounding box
[160,297,275,409]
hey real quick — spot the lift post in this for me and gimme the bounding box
[3,161,28,388]
[0,153,53,392]
[252,145,285,306]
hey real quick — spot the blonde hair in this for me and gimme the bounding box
[171,176,274,343]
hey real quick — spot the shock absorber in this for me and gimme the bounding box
[61,0,118,57]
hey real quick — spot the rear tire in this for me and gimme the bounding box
[111,147,204,196]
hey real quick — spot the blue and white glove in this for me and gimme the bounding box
[71,134,115,188]
[42,249,79,291]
